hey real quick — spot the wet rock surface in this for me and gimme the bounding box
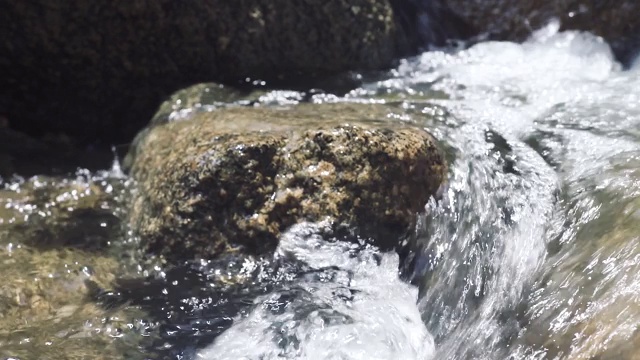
[127,102,446,261]
[519,192,640,359]
[0,0,408,145]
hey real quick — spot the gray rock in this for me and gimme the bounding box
[127,102,447,260]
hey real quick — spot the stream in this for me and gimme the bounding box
[2,24,640,359]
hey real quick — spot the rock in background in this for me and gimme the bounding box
[0,173,156,359]
[2,0,640,150]
[0,0,411,146]
[127,101,447,260]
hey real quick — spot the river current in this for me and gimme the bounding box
[198,24,640,359]
[2,24,639,359]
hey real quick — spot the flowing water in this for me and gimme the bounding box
[2,24,640,359]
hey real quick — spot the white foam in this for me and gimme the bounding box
[387,23,640,359]
[197,222,434,360]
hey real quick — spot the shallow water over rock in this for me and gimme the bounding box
[0,168,159,359]
[3,24,640,359]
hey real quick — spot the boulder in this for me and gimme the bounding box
[127,102,446,260]
[0,0,413,145]
[444,0,640,65]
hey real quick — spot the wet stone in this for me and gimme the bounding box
[522,197,640,359]
[127,102,447,261]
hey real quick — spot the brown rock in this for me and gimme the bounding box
[127,102,447,260]
[0,174,154,359]
[0,0,410,145]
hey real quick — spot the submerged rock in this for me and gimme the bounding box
[0,0,412,145]
[0,247,151,360]
[0,174,155,359]
[1,176,121,250]
[127,102,446,260]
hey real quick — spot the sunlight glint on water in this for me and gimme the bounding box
[198,222,435,360]
[367,25,640,359]
[204,24,640,359]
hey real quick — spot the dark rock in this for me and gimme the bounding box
[0,0,412,145]
[443,0,640,66]
[127,102,446,260]
[389,0,474,50]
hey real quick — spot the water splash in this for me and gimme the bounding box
[361,23,640,359]
[195,24,640,359]
[198,222,435,360]
[4,21,640,360]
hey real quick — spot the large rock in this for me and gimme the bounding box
[444,0,640,65]
[0,0,415,145]
[127,102,446,260]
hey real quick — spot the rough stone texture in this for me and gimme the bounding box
[444,0,640,65]
[127,103,446,260]
[0,0,409,145]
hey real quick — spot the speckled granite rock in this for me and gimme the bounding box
[127,103,446,260]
